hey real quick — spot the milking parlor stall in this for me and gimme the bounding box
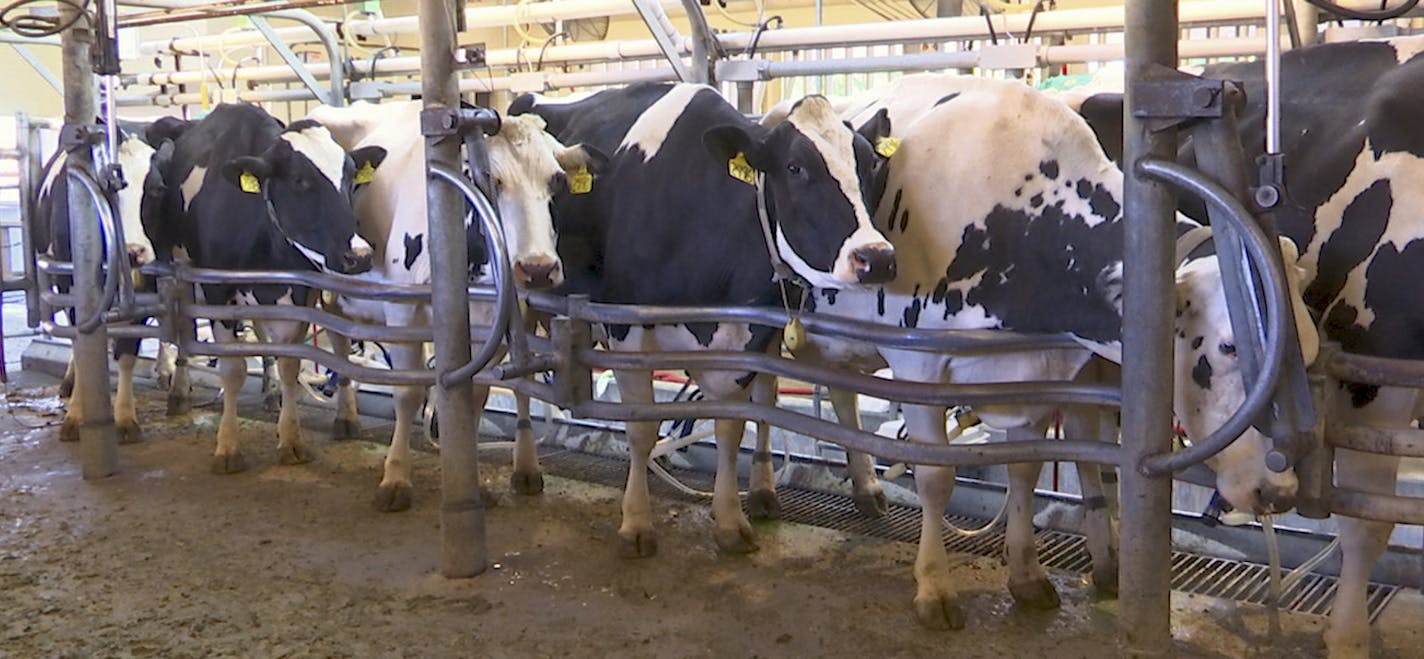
[7,0,1424,655]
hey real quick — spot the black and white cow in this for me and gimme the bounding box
[520,83,897,556]
[37,117,192,444]
[768,74,1318,629]
[144,103,385,473]
[306,99,601,510]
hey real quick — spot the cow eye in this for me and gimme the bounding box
[1218,342,1236,356]
[787,163,802,175]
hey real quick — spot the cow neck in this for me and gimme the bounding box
[259,186,320,270]
[752,172,806,288]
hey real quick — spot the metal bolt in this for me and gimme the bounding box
[1193,87,1218,109]
[1265,449,1291,473]
[1254,185,1280,209]
[442,114,457,130]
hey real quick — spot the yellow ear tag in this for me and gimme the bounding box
[569,166,593,195]
[354,161,376,185]
[728,152,757,186]
[875,136,901,158]
[782,317,807,353]
[239,172,260,194]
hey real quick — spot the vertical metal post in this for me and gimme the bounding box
[61,4,120,478]
[1264,0,1282,155]
[420,0,487,579]
[17,113,42,329]
[1119,0,1178,655]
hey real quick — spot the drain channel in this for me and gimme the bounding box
[530,449,1397,621]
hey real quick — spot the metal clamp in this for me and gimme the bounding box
[420,106,502,139]
[1130,65,1239,132]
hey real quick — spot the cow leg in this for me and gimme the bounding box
[614,369,659,558]
[902,403,964,630]
[211,323,248,474]
[273,356,312,465]
[829,386,887,518]
[374,341,425,512]
[326,331,363,441]
[59,357,76,399]
[153,340,176,390]
[58,357,82,442]
[166,355,192,416]
[113,338,143,444]
[1003,432,1059,609]
[1062,408,1118,596]
[746,373,780,519]
[713,414,758,554]
[510,390,544,495]
[260,356,280,413]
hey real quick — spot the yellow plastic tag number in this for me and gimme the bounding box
[874,136,901,158]
[569,166,593,194]
[728,152,756,186]
[782,317,807,353]
[354,160,376,185]
[239,172,261,194]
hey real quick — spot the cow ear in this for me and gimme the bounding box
[222,156,271,194]
[556,144,607,175]
[703,123,770,172]
[349,146,387,185]
[855,109,897,159]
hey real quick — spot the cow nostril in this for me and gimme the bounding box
[514,260,561,289]
[852,245,897,284]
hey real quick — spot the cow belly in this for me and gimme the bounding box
[796,334,887,373]
[608,323,760,398]
[947,350,1093,428]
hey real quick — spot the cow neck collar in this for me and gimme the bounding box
[753,172,807,288]
[259,187,321,270]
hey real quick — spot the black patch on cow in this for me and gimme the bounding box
[1218,342,1236,356]
[876,287,886,316]
[608,323,630,342]
[1024,174,1034,182]
[1366,58,1424,159]
[825,289,837,305]
[934,92,960,106]
[899,211,910,233]
[1076,178,1093,199]
[943,289,963,319]
[1039,160,1060,180]
[903,297,922,328]
[1088,183,1120,220]
[931,277,948,304]
[1192,355,1213,390]
[1029,193,1044,208]
[1304,179,1391,311]
[1347,238,1424,360]
[284,119,322,134]
[803,292,817,313]
[1342,381,1380,408]
[1013,187,1023,197]
[885,189,904,233]
[403,232,424,270]
[686,322,717,347]
[1190,336,1203,350]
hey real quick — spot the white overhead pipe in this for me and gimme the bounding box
[136,0,685,56]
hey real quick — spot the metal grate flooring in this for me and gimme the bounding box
[530,448,1398,621]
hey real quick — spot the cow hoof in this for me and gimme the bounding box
[1092,561,1119,597]
[714,524,759,554]
[373,483,413,512]
[156,372,173,392]
[1009,577,1061,610]
[211,452,248,475]
[117,419,143,445]
[914,594,966,631]
[330,417,364,441]
[510,470,544,496]
[852,491,889,518]
[59,418,80,443]
[746,489,782,520]
[618,529,658,559]
[277,444,312,466]
[58,379,74,399]
[262,391,281,414]
[166,391,191,417]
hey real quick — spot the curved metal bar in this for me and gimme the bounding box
[1327,351,1424,390]
[263,9,345,107]
[525,291,1087,355]
[1136,159,1293,476]
[68,167,127,333]
[581,347,1122,408]
[575,399,1122,468]
[184,340,436,386]
[429,164,515,388]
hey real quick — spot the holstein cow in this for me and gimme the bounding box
[37,118,191,443]
[775,75,1318,629]
[143,103,385,473]
[306,99,600,510]
[519,83,896,555]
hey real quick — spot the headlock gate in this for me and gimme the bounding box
[6,0,1424,655]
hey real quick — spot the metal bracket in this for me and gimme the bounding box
[419,107,502,139]
[249,15,334,106]
[1130,64,1238,132]
[1253,152,1286,210]
[630,0,694,83]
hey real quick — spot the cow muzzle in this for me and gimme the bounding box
[851,243,896,284]
[1252,483,1297,515]
[513,256,563,290]
[339,245,374,275]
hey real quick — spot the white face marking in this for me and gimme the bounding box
[350,234,372,253]
[280,124,346,190]
[181,165,207,212]
[115,136,156,263]
[484,115,564,280]
[619,83,714,162]
[291,241,328,270]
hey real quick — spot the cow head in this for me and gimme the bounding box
[483,114,604,290]
[703,95,896,288]
[115,134,157,267]
[222,121,386,275]
[1171,237,1319,515]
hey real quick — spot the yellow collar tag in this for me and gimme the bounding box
[354,161,376,185]
[569,166,593,194]
[782,317,807,353]
[874,136,901,158]
[728,152,756,186]
[239,172,261,194]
